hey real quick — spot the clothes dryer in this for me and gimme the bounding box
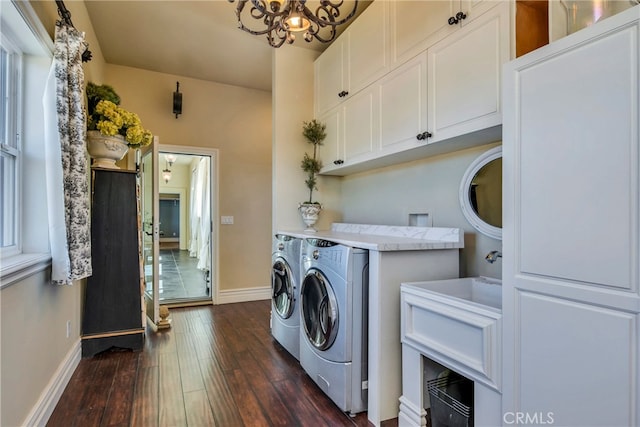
[299,238,369,415]
[271,234,302,360]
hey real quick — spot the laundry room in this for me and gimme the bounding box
[4,1,638,427]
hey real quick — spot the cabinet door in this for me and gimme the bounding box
[343,85,379,164]
[427,2,508,143]
[315,39,345,116]
[390,0,457,66]
[317,107,342,173]
[347,0,389,94]
[84,170,143,336]
[379,52,428,153]
[459,0,496,26]
[502,8,640,425]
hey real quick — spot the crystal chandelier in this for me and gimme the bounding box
[228,0,359,48]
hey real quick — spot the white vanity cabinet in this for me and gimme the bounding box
[314,0,388,117]
[399,277,503,427]
[389,0,495,67]
[502,7,639,426]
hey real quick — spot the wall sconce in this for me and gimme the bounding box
[173,81,182,119]
[162,160,172,184]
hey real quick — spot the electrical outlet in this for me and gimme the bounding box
[66,320,71,338]
[221,216,234,225]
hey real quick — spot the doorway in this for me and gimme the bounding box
[144,145,218,311]
[158,148,215,304]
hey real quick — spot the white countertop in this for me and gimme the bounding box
[277,223,464,251]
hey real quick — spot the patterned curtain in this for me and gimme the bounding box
[43,21,92,285]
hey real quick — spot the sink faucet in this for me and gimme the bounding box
[485,250,502,264]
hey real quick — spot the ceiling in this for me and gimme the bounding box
[84,1,369,92]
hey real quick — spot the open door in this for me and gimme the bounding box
[139,138,160,326]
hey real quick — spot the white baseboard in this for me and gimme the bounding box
[216,285,271,304]
[23,339,81,427]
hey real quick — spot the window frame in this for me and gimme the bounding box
[0,29,24,259]
[0,0,54,288]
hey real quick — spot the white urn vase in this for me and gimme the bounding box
[298,203,322,232]
[86,130,129,169]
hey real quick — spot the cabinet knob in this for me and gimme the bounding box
[416,131,432,141]
[448,11,467,25]
[333,159,344,165]
[338,90,349,98]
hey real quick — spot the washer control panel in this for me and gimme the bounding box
[305,238,339,248]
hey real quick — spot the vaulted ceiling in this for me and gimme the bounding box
[84,1,369,92]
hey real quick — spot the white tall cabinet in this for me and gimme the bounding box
[502,7,639,426]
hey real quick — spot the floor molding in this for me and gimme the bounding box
[24,339,81,426]
[217,286,271,304]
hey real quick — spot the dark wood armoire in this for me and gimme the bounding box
[82,168,144,357]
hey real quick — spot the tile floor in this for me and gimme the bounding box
[157,249,210,301]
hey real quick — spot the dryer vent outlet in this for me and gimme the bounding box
[409,213,432,227]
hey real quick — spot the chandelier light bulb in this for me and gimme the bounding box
[165,154,177,167]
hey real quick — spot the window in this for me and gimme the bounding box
[0,1,53,287]
[0,31,22,258]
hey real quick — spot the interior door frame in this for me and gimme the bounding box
[159,144,220,305]
[139,138,160,326]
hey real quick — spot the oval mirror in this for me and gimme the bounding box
[459,146,502,240]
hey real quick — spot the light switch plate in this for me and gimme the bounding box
[221,216,234,225]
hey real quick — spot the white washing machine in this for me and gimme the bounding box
[299,238,369,415]
[271,234,302,360]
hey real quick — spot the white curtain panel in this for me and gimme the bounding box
[196,157,211,272]
[43,21,92,285]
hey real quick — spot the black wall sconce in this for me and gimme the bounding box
[173,81,182,119]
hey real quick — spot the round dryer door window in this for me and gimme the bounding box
[301,268,338,351]
[272,258,294,319]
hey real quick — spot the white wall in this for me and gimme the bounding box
[1,270,81,427]
[272,45,503,278]
[340,142,503,278]
[272,46,342,232]
[104,64,272,292]
[1,2,101,425]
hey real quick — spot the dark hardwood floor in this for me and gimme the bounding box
[47,300,390,427]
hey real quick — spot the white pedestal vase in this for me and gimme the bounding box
[86,130,129,169]
[298,203,322,232]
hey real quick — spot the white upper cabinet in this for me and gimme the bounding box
[315,0,510,175]
[379,52,429,155]
[318,84,380,172]
[317,107,342,171]
[390,0,496,66]
[315,40,345,116]
[427,1,509,143]
[314,1,388,117]
[347,0,389,97]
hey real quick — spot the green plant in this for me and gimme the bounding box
[300,119,326,204]
[86,82,120,113]
[86,82,153,148]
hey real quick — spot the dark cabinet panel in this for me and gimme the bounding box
[82,169,144,357]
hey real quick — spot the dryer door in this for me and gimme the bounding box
[272,258,295,319]
[301,268,338,351]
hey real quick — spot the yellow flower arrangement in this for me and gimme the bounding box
[90,100,153,148]
[86,82,153,149]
